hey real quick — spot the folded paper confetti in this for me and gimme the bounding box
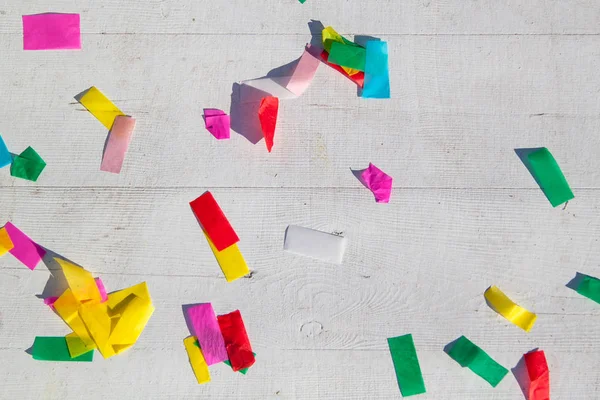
[446,336,508,387]
[519,147,574,207]
[22,13,81,50]
[186,303,228,366]
[32,336,93,361]
[484,285,537,332]
[362,41,391,99]
[217,310,255,371]
[10,146,46,181]
[322,26,361,76]
[284,225,347,264]
[190,191,240,252]
[4,222,46,270]
[575,274,600,304]
[360,163,393,203]
[184,336,211,384]
[320,51,365,87]
[204,109,230,140]
[285,47,320,96]
[101,115,136,174]
[205,232,249,283]
[0,135,12,168]
[328,41,367,71]
[77,86,125,130]
[0,227,14,257]
[524,350,550,400]
[258,96,279,152]
[387,334,426,397]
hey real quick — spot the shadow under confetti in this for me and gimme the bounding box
[307,20,325,50]
[229,83,269,144]
[36,248,85,301]
[73,87,92,103]
[350,167,368,188]
[514,147,545,187]
[566,272,587,291]
[443,337,462,356]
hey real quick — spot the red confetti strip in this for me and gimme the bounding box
[217,310,255,371]
[524,350,550,400]
[258,96,278,153]
[320,50,365,88]
[190,192,239,251]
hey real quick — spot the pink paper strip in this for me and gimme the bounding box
[186,303,228,366]
[286,46,320,96]
[100,115,136,174]
[95,277,108,302]
[361,163,393,203]
[4,222,46,270]
[203,109,230,140]
[22,13,81,50]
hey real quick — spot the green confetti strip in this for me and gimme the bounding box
[32,337,94,362]
[387,334,426,396]
[327,41,366,71]
[10,146,46,182]
[446,336,508,387]
[576,275,600,304]
[525,147,574,207]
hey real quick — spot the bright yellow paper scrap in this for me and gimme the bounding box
[107,281,151,307]
[65,332,94,358]
[322,26,361,76]
[109,295,155,346]
[56,257,101,303]
[484,285,537,332]
[53,289,97,349]
[0,227,14,256]
[78,86,125,130]
[205,232,249,282]
[184,336,211,384]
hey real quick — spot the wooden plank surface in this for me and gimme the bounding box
[1,1,600,399]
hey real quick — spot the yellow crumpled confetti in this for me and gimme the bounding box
[0,227,14,256]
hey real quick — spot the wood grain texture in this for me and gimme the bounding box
[1,0,600,399]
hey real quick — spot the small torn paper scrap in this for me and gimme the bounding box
[95,277,108,302]
[32,336,93,361]
[10,146,46,181]
[190,191,240,252]
[360,163,393,203]
[77,86,125,130]
[387,334,426,397]
[4,222,46,270]
[204,232,249,283]
[258,96,279,152]
[328,41,367,71]
[0,227,14,257]
[446,336,508,387]
[101,115,136,174]
[283,225,347,264]
[575,274,600,304]
[204,109,230,140]
[524,350,550,400]
[320,51,365,87]
[22,13,81,50]
[184,336,211,384]
[217,310,255,371]
[362,41,391,99]
[484,285,537,332]
[186,303,228,366]
[0,135,12,168]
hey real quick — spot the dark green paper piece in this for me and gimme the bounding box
[576,275,600,304]
[193,338,255,375]
[446,336,507,387]
[327,41,366,71]
[32,337,94,362]
[10,146,46,182]
[387,334,426,396]
[525,147,574,207]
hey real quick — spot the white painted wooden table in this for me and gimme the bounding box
[1,1,599,399]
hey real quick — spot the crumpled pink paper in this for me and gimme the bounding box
[204,109,230,140]
[360,163,393,203]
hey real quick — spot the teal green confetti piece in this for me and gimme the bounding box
[576,275,600,304]
[523,147,574,207]
[10,146,46,181]
[0,135,11,168]
[362,40,390,99]
[446,336,508,387]
[387,334,426,396]
[328,41,366,71]
[32,337,94,362]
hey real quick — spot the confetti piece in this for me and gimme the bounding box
[484,285,537,332]
[362,41,391,99]
[4,222,46,270]
[446,336,508,387]
[217,310,255,371]
[204,109,230,140]
[360,163,393,203]
[10,146,46,182]
[575,274,600,304]
[190,191,240,252]
[65,332,93,358]
[77,86,125,130]
[101,115,136,174]
[387,334,426,397]
[328,41,367,71]
[184,336,211,384]
[285,47,320,96]
[224,352,256,374]
[205,232,249,283]
[322,26,361,76]
[0,135,12,168]
[186,303,228,365]
[32,336,93,361]
[283,225,347,264]
[22,13,81,50]
[0,227,14,257]
[56,257,102,302]
[95,277,108,302]
[258,96,279,153]
[320,51,365,87]
[53,288,97,350]
[524,350,550,400]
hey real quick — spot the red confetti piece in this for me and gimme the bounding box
[217,310,255,371]
[524,350,550,400]
[258,96,279,153]
[190,192,239,252]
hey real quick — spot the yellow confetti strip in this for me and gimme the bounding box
[322,26,361,76]
[0,227,14,256]
[484,285,537,332]
[183,336,211,384]
[78,86,125,130]
[205,232,249,283]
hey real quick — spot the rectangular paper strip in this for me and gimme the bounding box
[484,285,537,332]
[285,48,320,96]
[217,310,255,371]
[284,225,347,264]
[362,41,391,99]
[0,227,14,257]
[78,86,125,130]
[447,336,508,387]
[4,222,46,270]
[525,148,574,207]
[205,232,249,282]
[32,337,93,362]
[190,192,240,252]
[186,303,228,365]
[184,336,211,384]
[576,274,600,304]
[101,115,136,173]
[322,26,361,76]
[22,13,81,50]
[387,334,426,396]
[524,350,550,400]
[328,41,366,71]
